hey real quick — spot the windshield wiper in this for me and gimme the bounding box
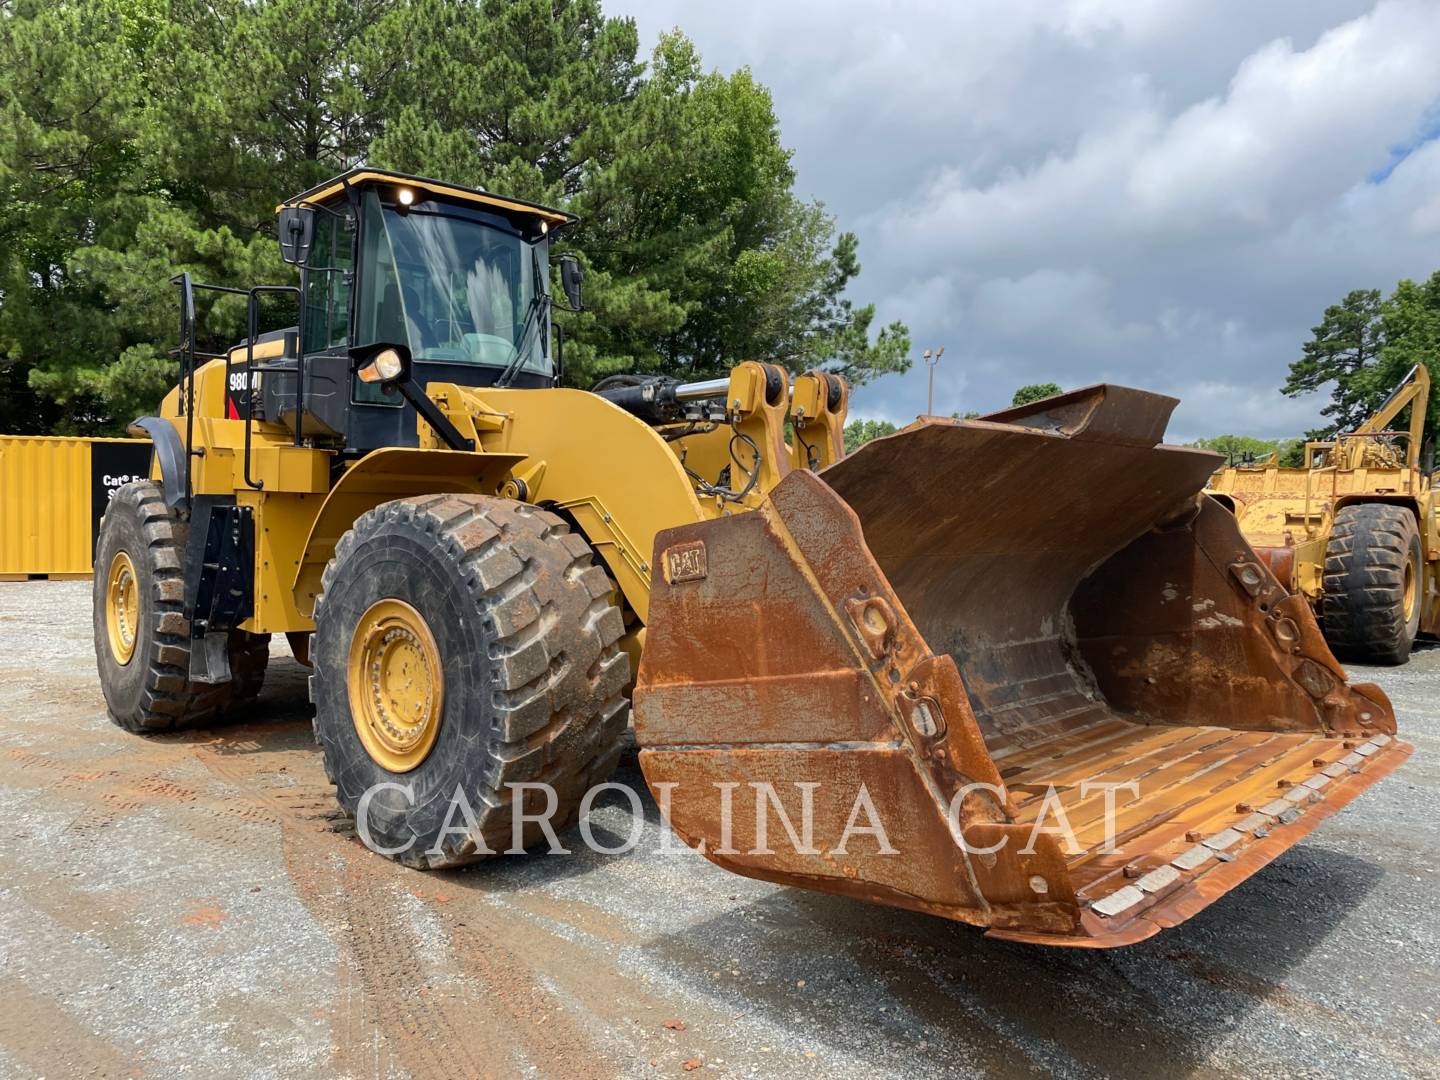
[495,245,550,389]
[493,292,548,388]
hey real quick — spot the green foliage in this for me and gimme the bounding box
[0,0,290,431]
[843,418,897,453]
[1281,289,1385,437]
[1189,434,1302,467]
[1278,442,1305,468]
[1011,382,1062,406]
[1366,273,1440,446]
[0,359,61,434]
[0,0,908,433]
[1283,275,1440,445]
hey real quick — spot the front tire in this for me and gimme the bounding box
[1321,503,1422,665]
[311,495,630,868]
[93,481,269,731]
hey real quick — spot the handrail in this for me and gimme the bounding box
[242,286,302,490]
[169,275,296,507]
[170,273,197,506]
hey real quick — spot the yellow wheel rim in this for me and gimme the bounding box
[346,599,445,773]
[1404,552,1418,622]
[105,551,140,666]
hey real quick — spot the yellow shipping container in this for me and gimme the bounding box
[0,436,152,579]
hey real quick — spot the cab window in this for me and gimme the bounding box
[354,188,549,375]
[301,209,354,354]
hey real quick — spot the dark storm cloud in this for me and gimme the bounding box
[619,0,1440,439]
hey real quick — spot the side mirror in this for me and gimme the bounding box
[559,254,584,311]
[277,206,316,266]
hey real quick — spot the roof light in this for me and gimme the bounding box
[540,220,548,235]
[397,187,415,207]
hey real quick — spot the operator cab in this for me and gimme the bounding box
[241,169,579,454]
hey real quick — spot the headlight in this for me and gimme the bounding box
[358,347,405,384]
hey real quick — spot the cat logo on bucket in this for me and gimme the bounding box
[663,541,708,584]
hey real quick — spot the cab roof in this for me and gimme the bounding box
[277,168,577,229]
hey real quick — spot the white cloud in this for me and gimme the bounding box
[1167,379,1339,443]
[970,268,1149,351]
[617,0,1440,438]
[1126,4,1440,225]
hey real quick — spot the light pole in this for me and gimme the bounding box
[924,346,945,416]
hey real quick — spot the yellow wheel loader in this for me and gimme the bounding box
[94,170,1410,947]
[1209,364,1439,664]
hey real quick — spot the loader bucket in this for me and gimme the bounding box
[633,385,1412,947]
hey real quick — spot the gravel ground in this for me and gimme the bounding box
[0,579,1436,1079]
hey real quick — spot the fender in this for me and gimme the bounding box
[127,416,188,509]
[291,447,528,617]
[1332,493,1421,517]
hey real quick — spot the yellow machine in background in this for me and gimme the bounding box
[1209,364,1438,663]
[93,169,1409,948]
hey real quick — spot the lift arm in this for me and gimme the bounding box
[1348,363,1430,470]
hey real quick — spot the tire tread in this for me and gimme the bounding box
[312,495,629,869]
[1321,503,1421,665]
[94,481,269,732]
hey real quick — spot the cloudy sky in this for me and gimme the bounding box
[616,0,1440,441]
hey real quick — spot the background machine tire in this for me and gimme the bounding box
[1321,503,1423,665]
[93,480,270,732]
[311,494,631,869]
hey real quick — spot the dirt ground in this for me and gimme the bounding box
[0,579,1436,1079]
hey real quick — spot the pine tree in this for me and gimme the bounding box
[0,0,910,433]
[1281,289,1384,438]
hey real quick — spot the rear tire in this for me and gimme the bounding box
[1321,503,1422,665]
[93,481,270,731]
[310,494,630,869]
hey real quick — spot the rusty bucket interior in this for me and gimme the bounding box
[634,385,1411,947]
